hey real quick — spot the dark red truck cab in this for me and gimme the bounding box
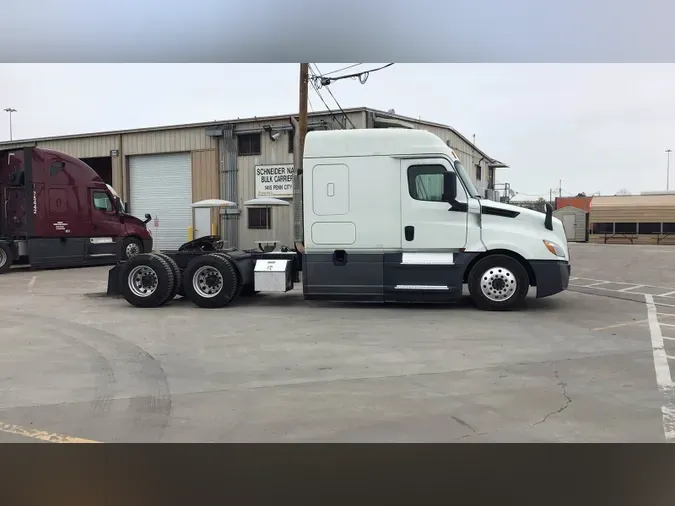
[0,146,153,274]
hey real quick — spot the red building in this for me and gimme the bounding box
[555,196,593,212]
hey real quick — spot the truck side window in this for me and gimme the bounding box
[50,161,65,176]
[93,191,114,212]
[407,165,447,202]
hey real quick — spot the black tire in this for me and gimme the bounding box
[0,242,13,275]
[467,254,530,311]
[183,253,239,309]
[152,253,182,299]
[121,236,143,260]
[119,253,176,308]
[211,251,253,298]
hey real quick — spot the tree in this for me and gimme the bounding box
[616,188,631,196]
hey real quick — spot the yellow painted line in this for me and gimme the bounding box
[0,422,101,443]
[592,319,648,331]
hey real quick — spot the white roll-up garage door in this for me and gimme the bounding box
[129,152,192,251]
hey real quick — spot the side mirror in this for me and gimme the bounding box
[442,171,457,203]
[143,213,152,225]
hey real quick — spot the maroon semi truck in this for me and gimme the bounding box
[0,146,153,274]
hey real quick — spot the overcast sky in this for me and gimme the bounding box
[1,63,673,200]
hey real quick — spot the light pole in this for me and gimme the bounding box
[667,149,672,191]
[3,108,16,141]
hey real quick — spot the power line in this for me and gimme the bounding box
[307,69,344,129]
[320,63,364,76]
[312,63,395,86]
[311,64,356,129]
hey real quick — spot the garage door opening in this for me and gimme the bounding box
[80,156,112,186]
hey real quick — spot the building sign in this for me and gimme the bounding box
[255,164,294,198]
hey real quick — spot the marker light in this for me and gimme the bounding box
[543,240,565,257]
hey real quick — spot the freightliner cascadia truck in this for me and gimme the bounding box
[0,146,153,274]
[107,128,571,311]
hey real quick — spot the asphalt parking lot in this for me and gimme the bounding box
[1,242,675,443]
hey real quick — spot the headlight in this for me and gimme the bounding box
[543,239,565,258]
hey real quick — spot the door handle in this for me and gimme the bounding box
[404,226,414,241]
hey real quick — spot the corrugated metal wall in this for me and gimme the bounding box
[589,195,675,244]
[590,196,675,223]
[123,127,217,155]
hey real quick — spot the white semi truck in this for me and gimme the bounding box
[106,128,571,311]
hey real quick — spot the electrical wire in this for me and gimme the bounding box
[307,70,344,129]
[320,63,364,76]
[312,63,395,87]
[311,64,356,129]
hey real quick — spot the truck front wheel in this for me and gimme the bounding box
[468,254,530,311]
[122,237,143,260]
[0,243,13,275]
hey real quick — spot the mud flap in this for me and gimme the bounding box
[106,263,123,296]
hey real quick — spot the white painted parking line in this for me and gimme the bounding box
[645,295,672,389]
[662,336,675,341]
[659,291,675,297]
[569,283,675,300]
[0,422,99,443]
[645,294,675,443]
[661,323,675,328]
[662,406,675,441]
[592,319,648,331]
[619,284,645,292]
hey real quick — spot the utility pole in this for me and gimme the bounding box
[4,108,16,141]
[667,149,672,191]
[292,64,309,252]
[298,64,309,162]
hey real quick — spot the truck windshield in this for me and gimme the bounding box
[453,160,480,199]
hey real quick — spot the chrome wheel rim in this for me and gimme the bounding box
[126,242,141,258]
[193,266,223,298]
[0,249,6,268]
[480,266,517,302]
[128,265,158,297]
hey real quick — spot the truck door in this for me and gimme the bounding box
[87,188,124,259]
[384,158,469,302]
[401,159,468,251]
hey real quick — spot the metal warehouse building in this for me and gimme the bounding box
[0,107,508,250]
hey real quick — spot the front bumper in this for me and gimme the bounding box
[530,260,570,299]
[142,237,154,253]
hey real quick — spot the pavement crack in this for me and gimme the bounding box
[450,416,476,433]
[456,431,488,441]
[533,370,572,426]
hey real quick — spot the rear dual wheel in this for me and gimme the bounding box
[182,253,240,309]
[120,253,176,308]
[153,252,184,298]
